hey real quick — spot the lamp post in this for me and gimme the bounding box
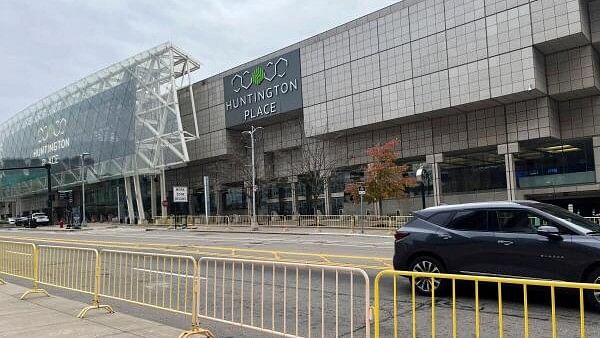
[416,166,427,210]
[242,126,262,231]
[80,152,90,226]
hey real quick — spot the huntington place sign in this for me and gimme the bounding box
[223,49,302,128]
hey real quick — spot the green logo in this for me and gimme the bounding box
[251,66,265,86]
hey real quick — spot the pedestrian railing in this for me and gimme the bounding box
[147,214,414,230]
[373,269,600,338]
[0,240,38,292]
[198,257,371,338]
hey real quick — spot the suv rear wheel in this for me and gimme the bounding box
[409,256,447,296]
[584,267,600,312]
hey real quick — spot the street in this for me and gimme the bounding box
[0,227,599,337]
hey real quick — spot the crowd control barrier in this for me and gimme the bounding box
[99,250,214,338]
[0,240,42,295]
[373,269,600,338]
[197,256,371,338]
[148,214,414,230]
[31,245,112,317]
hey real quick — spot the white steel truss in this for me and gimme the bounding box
[0,42,201,199]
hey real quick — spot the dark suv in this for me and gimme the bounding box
[394,201,600,309]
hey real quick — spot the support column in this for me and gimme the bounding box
[498,143,519,201]
[133,175,145,223]
[426,154,443,206]
[290,176,298,215]
[593,137,600,183]
[323,178,331,215]
[150,176,157,219]
[124,177,135,224]
[160,169,167,217]
[215,191,223,216]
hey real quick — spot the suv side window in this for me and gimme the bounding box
[447,210,488,231]
[493,209,548,234]
[427,211,455,227]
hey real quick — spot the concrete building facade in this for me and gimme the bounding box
[5,0,600,220]
[168,0,600,217]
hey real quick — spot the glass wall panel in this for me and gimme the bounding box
[515,139,595,188]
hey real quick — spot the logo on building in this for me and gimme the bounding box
[231,57,289,93]
[223,49,302,128]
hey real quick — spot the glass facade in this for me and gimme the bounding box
[515,139,595,188]
[0,43,200,201]
[440,150,506,193]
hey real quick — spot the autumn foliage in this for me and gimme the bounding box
[345,139,415,209]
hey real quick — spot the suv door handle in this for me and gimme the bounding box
[438,234,452,240]
[497,240,514,246]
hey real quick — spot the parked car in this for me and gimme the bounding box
[31,213,49,226]
[15,216,28,226]
[394,201,600,310]
[8,217,16,225]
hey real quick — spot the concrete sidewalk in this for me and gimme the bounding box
[0,283,183,337]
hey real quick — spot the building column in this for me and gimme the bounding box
[150,175,157,219]
[214,184,222,216]
[290,176,298,215]
[498,143,519,201]
[160,169,167,217]
[593,137,600,183]
[133,175,145,223]
[323,178,331,215]
[426,154,443,206]
[124,176,135,224]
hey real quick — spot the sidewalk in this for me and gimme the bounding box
[0,283,183,337]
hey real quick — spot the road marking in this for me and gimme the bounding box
[0,234,393,270]
[6,250,31,256]
[132,267,205,279]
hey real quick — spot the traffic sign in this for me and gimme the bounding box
[173,186,188,203]
[358,186,366,195]
[162,200,168,207]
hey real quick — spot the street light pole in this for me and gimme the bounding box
[80,152,90,226]
[116,186,121,224]
[243,126,262,231]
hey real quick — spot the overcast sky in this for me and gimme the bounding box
[0,0,399,124]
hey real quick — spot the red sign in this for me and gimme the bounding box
[161,200,168,207]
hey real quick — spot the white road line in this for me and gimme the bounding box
[6,250,31,256]
[132,267,206,279]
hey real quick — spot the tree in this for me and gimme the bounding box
[345,139,415,215]
[292,120,338,215]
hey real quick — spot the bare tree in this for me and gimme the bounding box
[293,121,338,215]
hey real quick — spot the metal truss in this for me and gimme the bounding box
[0,42,201,200]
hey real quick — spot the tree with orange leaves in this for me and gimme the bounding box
[345,139,415,215]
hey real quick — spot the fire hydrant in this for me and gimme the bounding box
[59,219,64,229]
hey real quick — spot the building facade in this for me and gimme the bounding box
[4,0,600,220]
[168,0,600,217]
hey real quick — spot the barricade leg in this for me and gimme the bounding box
[77,254,114,318]
[0,278,5,285]
[178,268,216,338]
[20,246,49,300]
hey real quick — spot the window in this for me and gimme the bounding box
[447,210,488,231]
[493,210,548,234]
[427,211,455,227]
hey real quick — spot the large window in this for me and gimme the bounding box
[515,139,595,188]
[440,151,506,193]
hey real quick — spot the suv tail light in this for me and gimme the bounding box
[394,231,410,241]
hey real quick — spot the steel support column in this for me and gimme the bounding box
[124,177,135,224]
[133,175,145,223]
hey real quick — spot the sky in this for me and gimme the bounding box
[0,0,399,124]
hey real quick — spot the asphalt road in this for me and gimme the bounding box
[0,227,599,337]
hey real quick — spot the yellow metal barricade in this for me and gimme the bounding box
[198,257,371,338]
[99,249,214,338]
[33,245,112,317]
[373,270,600,338]
[0,241,35,284]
